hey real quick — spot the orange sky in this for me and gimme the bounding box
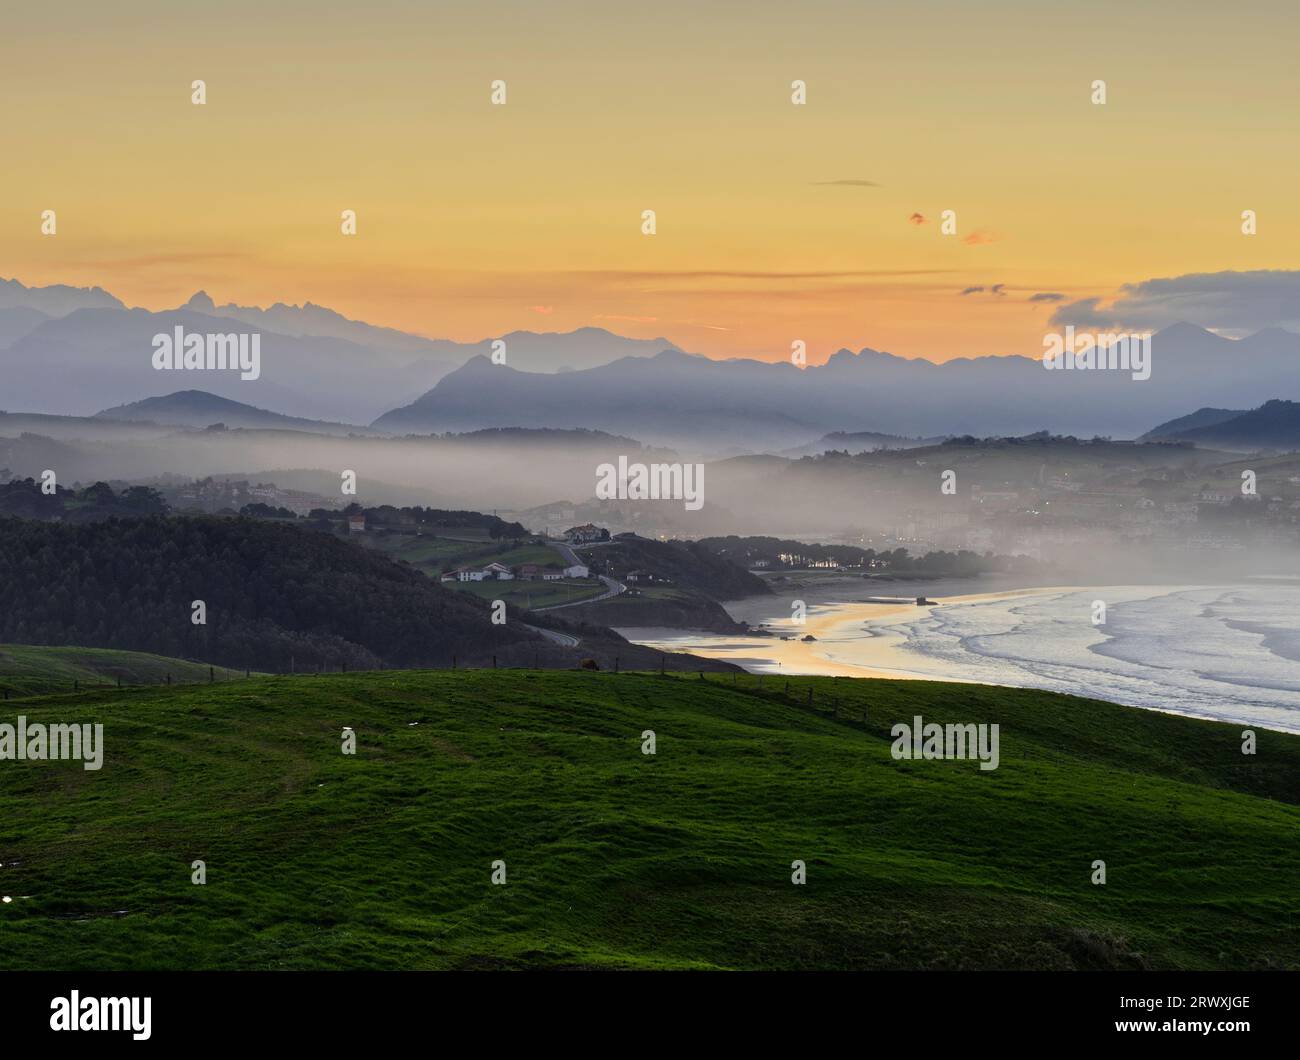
[5,0,1299,363]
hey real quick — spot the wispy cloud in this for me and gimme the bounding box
[1050,269,1300,334]
[576,268,946,282]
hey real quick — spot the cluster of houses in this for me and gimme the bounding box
[440,560,590,583]
[162,477,324,516]
[564,523,609,544]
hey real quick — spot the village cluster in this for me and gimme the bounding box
[438,523,601,583]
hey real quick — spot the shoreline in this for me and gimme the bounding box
[619,581,1300,735]
[619,585,1066,681]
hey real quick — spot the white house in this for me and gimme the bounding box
[563,564,590,578]
[442,567,489,582]
[483,562,514,580]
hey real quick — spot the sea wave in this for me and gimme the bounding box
[892,585,1300,732]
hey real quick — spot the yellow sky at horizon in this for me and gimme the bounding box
[5,0,1299,363]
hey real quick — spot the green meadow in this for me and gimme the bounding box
[0,666,1297,970]
[360,532,561,576]
[449,578,607,609]
[0,644,246,698]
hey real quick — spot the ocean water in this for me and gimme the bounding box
[625,583,1300,733]
[883,585,1300,733]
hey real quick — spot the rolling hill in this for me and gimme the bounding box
[1141,406,1244,440]
[1156,399,1300,451]
[0,514,733,675]
[0,644,246,697]
[0,670,1296,969]
[95,390,377,436]
[559,535,772,631]
[0,515,536,671]
[778,430,945,457]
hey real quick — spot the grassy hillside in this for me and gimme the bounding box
[570,535,768,631]
[0,644,246,697]
[359,530,550,575]
[1,670,1297,970]
[562,584,749,632]
[359,530,614,609]
[579,536,769,599]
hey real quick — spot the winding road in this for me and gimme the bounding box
[528,539,628,617]
[521,622,580,647]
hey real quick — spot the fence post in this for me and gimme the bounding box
[209,666,214,683]
[614,657,620,674]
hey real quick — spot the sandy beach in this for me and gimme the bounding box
[621,580,1300,733]
[620,585,1066,680]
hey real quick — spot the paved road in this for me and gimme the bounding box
[525,539,628,616]
[532,574,626,613]
[550,540,583,567]
[521,622,580,647]
[591,574,627,603]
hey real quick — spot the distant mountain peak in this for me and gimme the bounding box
[458,354,502,374]
[164,388,222,400]
[826,346,905,366]
[1244,326,1300,342]
[94,389,372,436]
[183,291,216,312]
[0,277,125,315]
[1154,321,1219,341]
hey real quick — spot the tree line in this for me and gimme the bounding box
[0,515,534,671]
